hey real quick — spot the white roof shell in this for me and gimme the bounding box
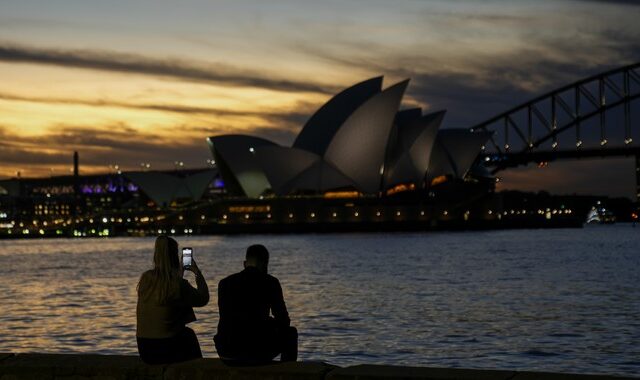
[293,77,382,156]
[384,110,445,189]
[207,135,276,198]
[427,129,493,181]
[324,80,409,193]
[254,146,356,195]
[125,170,217,207]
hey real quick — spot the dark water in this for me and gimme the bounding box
[0,225,639,375]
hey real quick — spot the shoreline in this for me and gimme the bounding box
[0,217,586,239]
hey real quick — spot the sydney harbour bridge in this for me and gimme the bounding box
[473,62,640,202]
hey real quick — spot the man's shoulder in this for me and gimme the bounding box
[218,271,244,286]
[218,270,279,285]
[265,273,280,284]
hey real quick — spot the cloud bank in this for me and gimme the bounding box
[0,43,334,94]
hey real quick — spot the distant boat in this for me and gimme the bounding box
[586,207,616,224]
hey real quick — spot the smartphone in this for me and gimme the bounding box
[182,247,193,269]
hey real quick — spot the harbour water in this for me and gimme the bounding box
[0,225,638,376]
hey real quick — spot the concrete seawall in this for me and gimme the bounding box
[0,353,636,380]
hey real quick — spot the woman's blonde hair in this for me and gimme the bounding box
[137,235,181,304]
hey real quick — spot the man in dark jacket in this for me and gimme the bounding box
[214,244,297,364]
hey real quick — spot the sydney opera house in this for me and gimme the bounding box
[208,77,493,199]
[1,77,586,237]
[199,76,507,232]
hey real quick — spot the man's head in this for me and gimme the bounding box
[244,244,269,273]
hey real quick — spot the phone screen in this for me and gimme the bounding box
[182,247,193,268]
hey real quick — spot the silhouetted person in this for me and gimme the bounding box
[214,244,297,364]
[136,236,209,364]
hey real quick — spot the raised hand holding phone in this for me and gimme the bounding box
[182,247,193,270]
[187,259,201,275]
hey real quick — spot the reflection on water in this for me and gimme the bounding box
[0,225,639,375]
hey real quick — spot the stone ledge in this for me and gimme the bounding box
[326,365,636,380]
[325,364,517,380]
[0,355,13,364]
[511,371,629,380]
[0,354,637,380]
[165,359,335,380]
[0,353,164,380]
[0,354,334,380]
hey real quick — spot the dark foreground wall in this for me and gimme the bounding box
[0,353,635,380]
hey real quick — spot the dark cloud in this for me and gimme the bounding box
[0,91,314,128]
[0,146,70,166]
[0,43,336,94]
[0,120,305,177]
[405,59,622,127]
[292,40,640,128]
[575,0,640,6]
[288,1,640,130]
[0,124,208,172]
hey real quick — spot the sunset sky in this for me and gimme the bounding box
[1,0,639,197]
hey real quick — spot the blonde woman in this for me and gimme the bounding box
[136,236,209,364]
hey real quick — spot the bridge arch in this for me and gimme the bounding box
[469,62,640,201]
